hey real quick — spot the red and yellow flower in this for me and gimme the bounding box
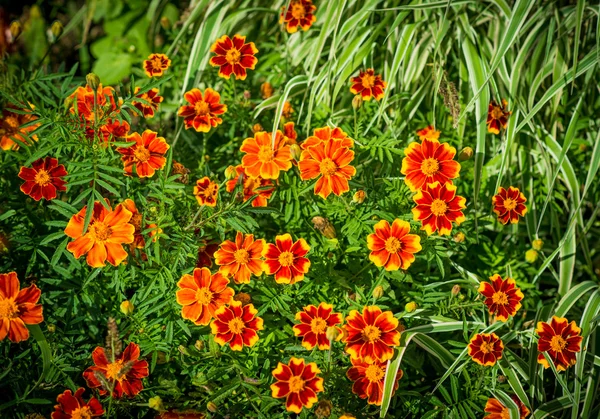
[194,177,219,207]
[367,219,421,271]
[240,130,293,180]
[487,99,511,134]
[178,88,227,132]
[293,303,342,350]
[176,267,234,326]
[536,316,582,371]
[214,232,266,284]
[18,157,67,201]
[280,0,317,33]
[281,101,294,120]
[132,87,163,118]
[301,126,354,150]
[98,119,130,142]
[143,53,171,78]
[478,274,524,322]
[416,125,440,142]
[283,121,298,145]
[270,357,324,414]
[122,199,146,249]
[116,130,170,178]
[210,300,263,351]
[412,181,466,235]
[484,396,530,419]
[225,164,275,207]
[209,34,258,80]
[349,69,386,101]
[51,388,104,419]
[0,107,39,150]
[68,84,119,123]
[264,234,310,284]
[401,138,460,191]
[343,306,400,363]
[468,332,504,366]
[83,342,149,398]
[347,358,403,406]
[0,272,43,343]
[492,186,527,225]
[196,241,219,269]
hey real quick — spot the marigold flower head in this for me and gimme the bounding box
[144,53,171,78]
[350,69,386,101]
[18,157,67,201]
[270,357,324,414]
[264,234,311,284]
[196,241,219,269]
[261,82,274,99]
[492,186,527,225]
[347,358,403,406]
[240,130,292,180]
[116,130,169,178]
[178,88,227,132]
[401,138,460,191]
[225,165,275,207]
[367,219,421,271]
[99,118,130,142]
[132,87,163,118]
[416,125,440,142]
[214,232,266,284]
[209,35,258,80]
[468,332,504,366]
[536,316,582,371]
[68,84,119,123]
[210,300,263,351]
[301,126,353,150]
[283,122,298,146]
[484,396,530,419]
[120,300,134,316]
[121,199,151,249]
[194,177,219,207]
[51,388,104,419]
[280,0,317,33]
[0,106,40,150]
[412,181,466,235]
[353,190,366,204]
[293,303,342,350]
[0,272,43,343]
[478,274,524,322]
[487,99,511,134]
[281,101,294,120]
[343,306,400,363]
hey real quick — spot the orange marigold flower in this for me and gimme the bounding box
[83,342,149,398]
[209,34,258,80]
[293,303,342,350]
[196,241,219,269]
[301,126,354,150]
[536,316,582,371]
[132,87,163,118]
[347,358,403,406]
[478,274,524,322]
[18,157,67,201]
[487,99,511,134]
[281,101,294,120]
[343,306,400,363]
[225,164,274,207]
[176,267,234,326]
[412,181,466,235]
[270,357,324,414]
[68,84,119,123]
[280,0,317,33]
[492,186,527,225]
[194,177,219,207]
[122,199,147,249]
[468,332,504,366]
[210,300,263,351]
[51,388,104,419]
[416,125,440,142]
[0,272,43,343]
[178,88,227,133]
[65,200,135,268]
[283,122,298,145]
[349,69,386,101]
[144,53,171,78]
[400,138,461,191]
[214,232,266,284]
[116,130,170,178]
[99,119,130,142]
[0,107,40,150]
[484,396,530,419]
[298,138,356,199]
[264,234,310,284]
[367,219,421,271]
[261,81,274,99]
[240,130,293,180]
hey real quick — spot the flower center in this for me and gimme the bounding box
[364,364,385,382]
[430,199,447,216]
[105,360,124,381]
[225,48,241,65]
[361,325,381,342]
[257,146,275,162]
[384,237,401,253]
[203,184,218,197]
[503,198,517,211]
[288,376,305,393]
[278,251,294,267]
[549,335,567,352]
[420,158,439,176]
[3,116,19,130]
[71,406,93,419]
[492,291,509,305]
[228,317,245,334]
[479,341,494,354]
[361,74,376,89]
[491,106,504,119]
[151,57,163,71]
[291,2,306,19]
[194,100,210,116]
[195,287,213,305]
[89,221,112,242]
[310,317,327,334]
[134,146,151,163]
[0,298,19,319]
[319,158,338,176]
[233,249,250,264]
[34,169,51,186]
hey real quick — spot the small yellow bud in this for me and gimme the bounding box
[372,285,384,299]
[120,300,134,316]
[352,95,363,110]
[451,284,461,296]
[178,345,189,356]
[458,146,473,161]
[326,326,341,342]
[207,401,218,413]
[9,21,22,41]
[290,144,302,161]
[194,340,204,351]
[47,324,56,333]
[252,123,264,133]
[160,16,171,30]
[353,190,366,204]
[405,301,417,313]
[532,239,543,251]
[225,165,237,180]
[148,396,164,411]
[50,21,64,41]
[204,154,210,162]
[453,232,465,243]
[86,73,100,90]
[525,249,538,263]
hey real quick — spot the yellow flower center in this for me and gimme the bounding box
[503,198,517,211]
[71,407,93,419]
[105,360,124,381]
[89,221,112,242]
[203,184,218,197]
[319,158,338,176]
[420,158,439,176]
[288,376,305,393]
[291,2,306,19]
[134,145,151,163]
[361,74,376,89]
[550,335,567,352]
[195,287,213,305]
[233,249,250,264]
[384,237,401,253]
[479,341,494,354]
[151,57,163,71]
[492,291,509,305]
[278,251,294,267]
[0,298,19,319]
[364,364,385,382]
[225,48,241,65]
[361,325,381,342]
[310,317,327,334]
[491,106,504,119]
[34,169,51,186]
[430,199,447,216]
[257,145,275,163]
[194,100,210,116]
[3,116,19,130]
[228,317,245,334]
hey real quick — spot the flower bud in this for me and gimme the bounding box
[326,326,341,342]
[207,401,218,413]
[178,345,190,356]
[243,90,251,100]
[372,285,384,299]
[290,144,302,160]
[315,399,333,418]
[160,16,171,30]
[458,146,473,161]
[47,324,56,333]
[532,239,543,251]
[260,82,274,99]
[252,123,263,133]
[194,339,204,351]
[405,301,417,313]
[86,73,100,91]
[497,375,507,384]
[50,21,63,41]
[148,396,164,411]
[204,154,210,162]
[451,284,461,296]
[579,143,588,152]
[352,95,363,110]
[225,165,237,180]
[453,232,465,243]
[233,292,252,306]
[525,249,538,263]
[353,190,366,204]
[120,300,134,316]
[9,21,22,41]
[312,216,336,239]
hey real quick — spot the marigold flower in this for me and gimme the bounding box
[487,99,511,134]
[301,126,353,150]
[209,34,258,80]
[99,119,130,142]
[492,186,527,225]
[293,303,342,350]
[120,300,134,316]
[343,306,400,363]
[340,415,356,419]
[240,130,292,179]
[347,358,403,406]
[532,239,543,251]
[282,122,298,145]
[478,274,524,322]
[68,84,119,123]
[412,181,466,235]
[484,396,530,419]
[468,332,504,366]
[353,190,366,204]
[416,125,440,142]
[367,219,421,271]
[178,88,227,132]
[0,107,40,150]
[264,234,311,284]
[214,232,266,284]
[280,0,317,33]
[121,199,148,249]
[281,101,294,119]
[401,138,460,191]
[83,342,149,398]
[132,87,163,118]
[536,316,582,371]
[210,300,263,351]
[270,357,324,414]
[349,69,386,101]
[144,53,171,78]
[0,272,43,343]
[194,177,219,207]
[176,267,234,326]
[51,388,104,419]
[18,157,67,201]
[196,241,219,269]
[65,201,134,268]
[225,165,275,207]
[116,130,170,178]
[261,81,274,99]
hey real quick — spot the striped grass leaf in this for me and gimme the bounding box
[270,75,308,146]
[498,357,531,412]
[532,396,573,419]
[25,325,53,394]
[553,281,598,318]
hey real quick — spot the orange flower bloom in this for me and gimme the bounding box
[196,241,219,269]
[18,157,67,201]
[293,303,342,350]
[367,219,421,271]
[51,388,104,419]
[0,272,43,343]
[412,181,466,235]
[487,99,511,134]
[194,177,219,207]
[65,201,135,268]
[178,88,227,132]
[347,358,403,406]
[484,396,530,419]
[83,342,149,398]
[209,35,258,80]
[116,130,170,178]
[264,234,311,284]
[240,130,292,180]
[283,122,298,145]
[401,138,460,191]
[143,53,171,78]
[468,332,504,366]
[176,267,234,326]
[214,232,266,284]
[210,300,263,351]
[132,87,163,118]
[98,119,130,142]
[536,316,582,371]
[301,126,353,150]
[492,186,527,225]
[416,125,440,142]
[122,199,146,249]
[270,357,324,414]
[261,81,274,99]
[478,274,524,322]
[349,69,386,101]
[343,306,400,363]
[0,107,39,150]
[280,0,317,33]
[225,165,274,207]
[298,138,356,199]
[69,84,119,123]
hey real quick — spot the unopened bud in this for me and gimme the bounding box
[225,165,237,180]
[497,375,507,383]
[9,21,22,41]
[458,146,473,161]
[532,239,543,251]
[451,284,461,296]
[315,399,333,418]
[579,143,588,152]
[50,21,63,41]
[148,396,164,411]
[194,340,204,351]
[252,123,263,133]
[353,190,366,204]
[372,285,384,299]
[352,95,363,110]
[160,16,171,30]
[243,90,251,100]
[120,300,134,316]
[207,401,218,413]
[233,292,252,306]
[204,154,210,162]
[178,345,190,356]
[86,73,100,90]
[405,301,417,313]
[453,232,465,243]
[326,326,341,342]
[290,144,302,160]
[312,216,336,239]
[525,249,538,263]
[47,324,56,333]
